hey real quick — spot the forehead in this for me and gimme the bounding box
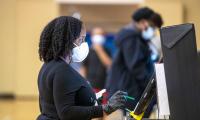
[74,27,86,44]
[80,25,86,36]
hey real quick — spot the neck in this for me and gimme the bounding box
[133,22,142,32]
[60,55,71,64]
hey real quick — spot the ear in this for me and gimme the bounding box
[138,19,147,31]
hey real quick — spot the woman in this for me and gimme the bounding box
[37,16,127,120]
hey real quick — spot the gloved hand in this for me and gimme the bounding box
[103,90,128,114]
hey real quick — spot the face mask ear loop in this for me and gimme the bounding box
[69,51,73,64]
[73,43,78,47]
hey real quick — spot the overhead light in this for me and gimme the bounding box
[55,0,144,5]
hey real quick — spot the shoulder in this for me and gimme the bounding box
[49,60,88,93]
[118,25,140,37]
[118,28,135,38]
[52,60,86,87]
[116,27,141,45]
[53,60,77,79]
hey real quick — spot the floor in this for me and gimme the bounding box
[0,99,158,120]
[0,99,40,120]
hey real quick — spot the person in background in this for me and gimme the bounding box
[147,13,164,62]
[80,27,112,103]
[106,7,163,117]
[37,16,127,120]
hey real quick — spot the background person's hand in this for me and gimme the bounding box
[102,90,128,114]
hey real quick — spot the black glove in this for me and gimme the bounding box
[103,90,128,114]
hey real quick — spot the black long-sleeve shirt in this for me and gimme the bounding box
[37,58,103,120]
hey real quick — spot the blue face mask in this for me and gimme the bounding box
[142,27,155,40]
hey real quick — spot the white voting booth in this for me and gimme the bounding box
[155,63,170,119]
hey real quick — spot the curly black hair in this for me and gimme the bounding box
[132,7,155,22]
[150,12,163,28]
[39,16,83,62]
[132,7,163,28]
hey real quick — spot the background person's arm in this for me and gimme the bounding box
[122,37,151,89]
[79,65,87,78]
[93,44,112,68]
[121,37,141,71]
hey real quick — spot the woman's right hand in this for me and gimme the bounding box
[102,90,128,114]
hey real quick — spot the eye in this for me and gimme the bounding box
[80,38,84,43]
[80,36,86,43]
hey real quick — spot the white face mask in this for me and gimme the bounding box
[91,35,106,45]
[72,42,89,62]
[142,27,155,40]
